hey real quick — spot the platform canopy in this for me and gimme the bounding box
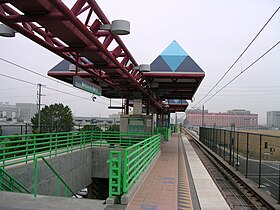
[144,40,205,101]
[167,99,189,113]
[48,40,204,113]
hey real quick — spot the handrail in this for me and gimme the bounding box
[155,127,171,141]
[33,155,77,198]
[0,131,153,168]
[0,167,31,194]
[122,134,161,194]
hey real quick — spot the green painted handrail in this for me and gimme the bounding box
[123,134,161,193]
[108,151,122,197]
[33,156,77,198]
[0,131,153,168]
[155,127,171,141]
[0,167,31,194]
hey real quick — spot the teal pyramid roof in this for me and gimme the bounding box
[160,40,188,56]
[150,40,204,73]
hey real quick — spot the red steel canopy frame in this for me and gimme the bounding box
[0,0,204,113]
[0,0,164,111]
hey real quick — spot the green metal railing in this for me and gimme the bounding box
[170,124,178,133]
[155,127,171,141]
[0,167,31,194]
[33,156,77,198]
[0,130,158,199]
[108,133,161,197]
[123,134,161,193]
[108,151,122,197]
[0,131,152,168]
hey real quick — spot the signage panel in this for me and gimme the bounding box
[73,76,101,96]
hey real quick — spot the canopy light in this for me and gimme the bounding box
[100,20,130,35]
[0,24,15,37]
[134,64,151,72]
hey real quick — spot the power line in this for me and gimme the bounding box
[0,73,36,86]
[0,57,70,86]
[201,40,280,105]
[0,73,108,105]
[194,6,280,107]
[0,56,121,105]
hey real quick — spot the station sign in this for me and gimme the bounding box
[73,76,101,96]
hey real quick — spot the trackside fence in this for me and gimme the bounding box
[199,127,280,203]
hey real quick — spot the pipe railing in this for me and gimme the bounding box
[0,130,152,168]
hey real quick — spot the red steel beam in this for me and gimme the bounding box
[0,0,164,111]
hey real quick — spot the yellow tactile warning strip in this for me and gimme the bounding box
[178,139,193,210]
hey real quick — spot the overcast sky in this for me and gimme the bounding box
[0,0,279,124]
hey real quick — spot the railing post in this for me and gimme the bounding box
[258,135,262,188]
[123,149,128,194]
[90,131,93,148]
[67,133,69,153]
[55,134,58,156]
[25,138,29,164]
[236,132,239,171]
[278,162,280,204]
[223,130,226,160]
[49,134,53,158]
[33,136,36,160]
[245,133,249,178]
[232,131,235,167]
[71,133,74,152]
[218,129,221,156]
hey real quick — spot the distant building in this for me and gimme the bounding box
[73,115,120,127]
[16,103,37,123]
[186,109,258,128]
[0,102,20,120]
[267,111,280,128]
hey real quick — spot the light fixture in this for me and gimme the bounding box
[69,64,76,71]
[100,20,130,35]
[0,24,16,37]
[133,64,151,72]
[69,64,84,72]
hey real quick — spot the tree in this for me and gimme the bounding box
[106,124,120,132]
[80,124,102,131]
[31,103,74,133]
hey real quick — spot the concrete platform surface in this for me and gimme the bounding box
[182,135,230,210]
[0,191,106,210]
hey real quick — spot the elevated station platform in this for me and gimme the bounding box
[0,132,230,210]
[127,133,230,210]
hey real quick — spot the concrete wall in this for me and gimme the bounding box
[92,147,124,179]
[92,147,110,178]
[6,148,93,196]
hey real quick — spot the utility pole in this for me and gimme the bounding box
[37,84,44,133]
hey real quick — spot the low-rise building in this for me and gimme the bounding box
[186,109,258,128]
[267,111,280,129]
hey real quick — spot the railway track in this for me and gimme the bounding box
[182,128,277,210]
